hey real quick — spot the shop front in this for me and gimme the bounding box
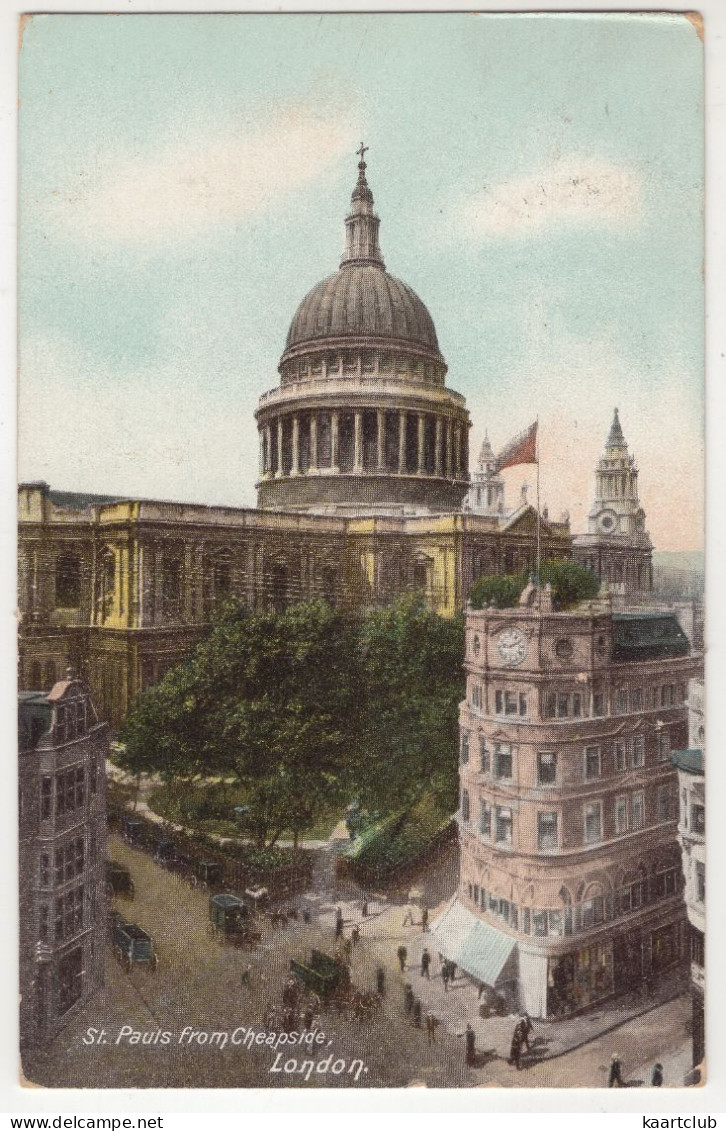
[547,940,613,1017]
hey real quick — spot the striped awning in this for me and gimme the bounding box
[431,900,516,987]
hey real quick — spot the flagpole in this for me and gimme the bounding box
[535,416,541,591]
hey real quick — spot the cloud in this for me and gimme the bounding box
[456,158,642,240]
[47,101,356,245]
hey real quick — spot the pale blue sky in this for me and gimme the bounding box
[18,12,703,549]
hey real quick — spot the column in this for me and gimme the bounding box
[331,410,340,472]
[291,414,300,475]
[354,410,363,471]
[264,425,272,477]
[446,420,453,478]
[194,544,206,621]
[309,414,318,472]
[183,544,194,621]
[258,430,264,477]
[454,424,462,478]
[276,417,283,477]
[435,417,443,477]
[376,410,386,471]
[153,549,163,625]
[398,411,407,473]
[417,413,426,475]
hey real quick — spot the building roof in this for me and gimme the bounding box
[18,694,51,751]
[282,155,443,362]
[606,407,626,447]
[671,748,704,775]
[611,612,690,662]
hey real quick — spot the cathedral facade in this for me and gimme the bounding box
[18,155,571,728]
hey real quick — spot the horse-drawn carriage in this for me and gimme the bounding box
[192,860,224,891]
[105,860,135,900]
[207,893,262,948]
[121,816,146,846]
[113,920,158,973]
[290,949,351,1000]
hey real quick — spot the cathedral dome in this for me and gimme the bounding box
[284,265,442,358]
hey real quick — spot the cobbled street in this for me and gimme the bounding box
[23,835,693,1090]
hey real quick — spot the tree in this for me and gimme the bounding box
[120,601,358,848]
[352,593,464,816]
[469,559,599,611]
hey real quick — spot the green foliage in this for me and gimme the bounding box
[346,793,453,880]
[469,559,599,611]
[353,593,464,816]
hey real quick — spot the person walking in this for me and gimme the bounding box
[402,904,414,927]
[301,1003,315,1031]
[465,1023,476,1066]
[351,924,361,947]
[343,936,353,963]
[509,1024,523,1070]
[361,898,369,917]
[397,944,408,973]
[376,966,386,996]
[425,1012,436,1045]
[412,998,422,1028]
[335,907,344,939]
[404,982,414,1014]
[442,961,450,993]
[240,963,252,987]
[651,1063,664,1088]
[517,1015,533,1052]
[608,1053,624,1087]
[420,948,431,979]
[421,906,429,932]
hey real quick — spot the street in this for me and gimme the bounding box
[23,835,693,1090]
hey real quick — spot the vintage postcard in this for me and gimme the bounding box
[17,12,705,1091]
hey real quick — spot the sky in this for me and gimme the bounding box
[17,12,704,551]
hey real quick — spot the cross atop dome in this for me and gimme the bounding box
[344,143,383,267]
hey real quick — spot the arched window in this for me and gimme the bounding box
[579,882,605,930]
[55,553,81,608]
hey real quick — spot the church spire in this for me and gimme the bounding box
[606,407,626,449]
[341,144,385,269]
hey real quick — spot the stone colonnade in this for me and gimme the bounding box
[259,407,467,480]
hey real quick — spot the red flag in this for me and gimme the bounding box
[495,421,538,472]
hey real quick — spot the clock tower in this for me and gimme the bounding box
[573,409,653,597]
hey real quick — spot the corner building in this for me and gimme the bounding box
[433,586,702,1019]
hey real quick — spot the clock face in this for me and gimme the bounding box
[496,628,527,667]
[597,510,617,534]
[555,637,573,660]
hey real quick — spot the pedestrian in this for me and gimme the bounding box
[361,898,369,917]
[449,962,457,980]
[264,1006,278,1032]
[442,961,450,993]
[412,998,422,1028]
[335,907,344,938]
[343,936,353,963]
[425,1012,436,1045]
[608,1053,624,1088]
[509,1025,523,1070]
[651,1063,664,1088]
[404,982,414,1014]
[376,966,385,996]
[283,1008,296,1032]
[517,1014,533,1052]
[302,908,311,924]
[465,1023,476,1066]
[421,906,429,933]
[420,948,431,979]
[351,924,360,946]
[402,904,414,927]
[240,963,252,987]
[301,1003,315,1031]
[397,944,408,973]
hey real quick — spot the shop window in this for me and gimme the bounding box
[537,812,558,850]
[584,802,602,844]
[632,736,645,768]
[548,910,563,936]
[537,751,557,785]
[479,738,490,774]
[494,744,513,780]
[614,742,627,772]
[495,807,513,844]
[533,910,548,937]
[584,747,601,780]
